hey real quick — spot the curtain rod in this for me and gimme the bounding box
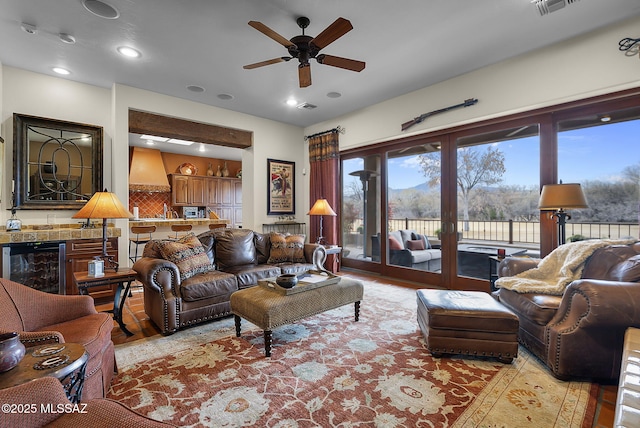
[304,125,345,141]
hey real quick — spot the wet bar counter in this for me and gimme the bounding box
[129,218,230,240]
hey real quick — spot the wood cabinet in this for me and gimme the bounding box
[205,177,241,227]
[170,174,206,206]
[65,238,118,301]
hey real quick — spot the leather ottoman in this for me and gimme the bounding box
[417,289,519,363]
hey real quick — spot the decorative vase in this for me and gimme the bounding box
[215,165,222,177]
[0,332,26,372]
[276,274,298,289]
[207,163,214,176]
[222,161,229,177]
[236,169,242,178]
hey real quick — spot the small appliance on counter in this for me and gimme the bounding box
[183,207,199,219]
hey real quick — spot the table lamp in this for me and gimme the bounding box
[73,189,131,271]
[538,183,588,245]
[308,198,337,245]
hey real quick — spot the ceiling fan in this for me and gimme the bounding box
[243,16,366,88]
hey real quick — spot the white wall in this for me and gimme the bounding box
[1,67,112,223]
[303,15,640,152]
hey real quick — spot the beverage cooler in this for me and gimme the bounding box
[1,241,66,294]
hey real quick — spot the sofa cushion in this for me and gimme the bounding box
[268,233,306,263]
[582,245,639,280]
[215,229,257,269]
[221,264,281,288]
[498,288,562,326]
[156,234,213,281]
[197,233,216,265]
[180,270,237,302]
[407,239,425,251]
[389,236,403,250]
[410,249,436,264]
[254,233,271,264]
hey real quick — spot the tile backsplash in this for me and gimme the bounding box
[129,192,171,219]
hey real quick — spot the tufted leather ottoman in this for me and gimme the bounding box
[417,289,519,363]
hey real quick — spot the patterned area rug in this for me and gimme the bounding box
[110,277,597,427]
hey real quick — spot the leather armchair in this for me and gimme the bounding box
[495,242,640,381]
[0,377,174,427]
[0,278,115,400]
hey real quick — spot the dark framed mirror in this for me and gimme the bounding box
[13,114,103,209]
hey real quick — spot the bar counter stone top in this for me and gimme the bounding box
[129,218,229,227]
[0,223,121,245]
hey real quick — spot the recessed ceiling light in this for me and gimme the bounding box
[199,143,206,152]
[166,138,194,146]
[326,92,342,98]
[187,85,206,93]
[20,23,37,35]
[600,115,612,122]
[140,135,168,142]
[117,46,141,58]
[217,93,234,100]
[145,139,155,146]
[82,0,120,19]
[52,67,71,75]
[286,98,298,106]
[59,33,76,44]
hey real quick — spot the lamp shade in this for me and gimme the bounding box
[538,183,588,210]
[72,189,132,219]
[307,198,337,216]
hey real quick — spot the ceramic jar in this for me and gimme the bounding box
[0,332,26,372]
[276,274,298,289]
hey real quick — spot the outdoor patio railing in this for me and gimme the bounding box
[381,218,639,244]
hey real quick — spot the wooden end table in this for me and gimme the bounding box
[0,343,88,403]
[74,269,138,336]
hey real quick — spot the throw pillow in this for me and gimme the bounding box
[610,255,640,282]
[268,232,306,263]
[411,232,432,249]
[156,233,212,281]
[214,228,257,269]
[406,239,425,251]
[388,236,403,250]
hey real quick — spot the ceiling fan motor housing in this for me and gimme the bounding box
[288,35,318,64]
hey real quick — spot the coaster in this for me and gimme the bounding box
[32,344,66,357]
[33,354,70,370]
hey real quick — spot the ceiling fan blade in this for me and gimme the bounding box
[310,17,353,50]
[248,21,295,48]
[243,57,290,69]
[299,64,312,88]
[316,54,365,72]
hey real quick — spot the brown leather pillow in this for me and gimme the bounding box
[215,228,257,269]
[388,236,403,250]
[254,233,271,264]
[406,239,425,251]
[610,255,640,282]
[268,232,306,263]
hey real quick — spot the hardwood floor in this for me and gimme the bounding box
[98,271,617,428]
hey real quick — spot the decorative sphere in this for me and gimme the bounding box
[276,274,298,289]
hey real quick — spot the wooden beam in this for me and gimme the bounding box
[128,110,253,149]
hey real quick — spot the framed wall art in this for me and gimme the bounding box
[267,158,295,215]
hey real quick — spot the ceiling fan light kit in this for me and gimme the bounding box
[532,0,580,16]
[244,16,366,88]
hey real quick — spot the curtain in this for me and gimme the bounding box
[308,131,340,245]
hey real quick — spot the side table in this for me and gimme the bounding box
[323,245,342,273]
[74,269,138,336]
[0,343,88,403]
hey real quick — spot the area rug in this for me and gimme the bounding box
[110,277,597,427]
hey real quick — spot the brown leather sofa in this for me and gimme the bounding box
[0,377,175,427]
[494,241,640,381]
[0,278,115,400]
[133,228,326,335]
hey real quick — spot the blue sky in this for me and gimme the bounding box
[384,120,639,189]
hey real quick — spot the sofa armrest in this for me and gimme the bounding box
[497,257,541,277]
[545,279,640,380]
[133,257,181,299]
[304,244,327,271]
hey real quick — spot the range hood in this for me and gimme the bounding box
[129,147,171,193]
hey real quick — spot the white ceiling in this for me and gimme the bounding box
[2,0,640,135]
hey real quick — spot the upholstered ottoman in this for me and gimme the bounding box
[231,277,364,357]
[416,289,519,363]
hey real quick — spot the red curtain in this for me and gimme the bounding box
[308,131,340,245]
